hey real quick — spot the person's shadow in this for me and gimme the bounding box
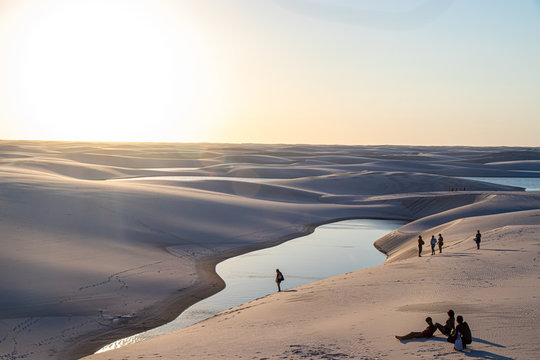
[472,338,505,348]
[400,337,511,359]
[459,337,511,359]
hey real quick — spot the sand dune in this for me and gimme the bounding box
[0,141,538,359]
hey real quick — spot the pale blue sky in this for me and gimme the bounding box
[0,0,539,145]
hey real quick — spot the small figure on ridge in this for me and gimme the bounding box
[438,233,444,253]
[430,235,437,255]
[418,235,424,257]
[474,230,481,250]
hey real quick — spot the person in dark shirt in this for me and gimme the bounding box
[430,235,437,255]
[395,317,436,341]
[275,269,284,292]
[418,235,424,257]
[474,230,481,249]
[438,234,444,253]
[447,315,472,348]
[435,309,455,336]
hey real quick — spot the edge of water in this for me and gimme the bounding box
[67,216,408,359]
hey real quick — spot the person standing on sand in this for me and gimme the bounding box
[418,235,424,257]
[395,317,437,341]
[435,309,455,336]
[474,230,481,249]
[438,234,444,253]
[430,235,437,255]
[275,269,284,292]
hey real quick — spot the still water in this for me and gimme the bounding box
[461,177,540,191]
[97,219,404,353]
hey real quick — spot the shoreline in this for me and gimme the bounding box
[69,216,407,359]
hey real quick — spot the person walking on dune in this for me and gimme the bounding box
[438,234,444,253]
[474,230,481,249]
[275,269,284,292]
[418,235,424,257]
[430,235,437,255]
[395,317,437,341]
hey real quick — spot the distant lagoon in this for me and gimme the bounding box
[460,177,540,191]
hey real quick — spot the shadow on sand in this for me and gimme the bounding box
[462,349,513,360]
[439,253,475,258]
[472,337,505,348]
[480,249,521,252]
[461,337,511,360]
[397,336,448,344]
[399,337,511,359]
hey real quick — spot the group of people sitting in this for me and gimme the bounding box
[395,310,472,350]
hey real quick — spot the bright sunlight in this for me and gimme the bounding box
[0,0,214,142]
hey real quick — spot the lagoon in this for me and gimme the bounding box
[461,177,540,191]
[97,218,404,353]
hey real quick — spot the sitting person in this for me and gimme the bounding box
[447,315,472,348]
[435,309,455,336]
[395,317,437,341]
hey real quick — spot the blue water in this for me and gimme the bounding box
[460,177,540,191]
[97,219,404,353]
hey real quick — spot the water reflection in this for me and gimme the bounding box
[97,219,404,353]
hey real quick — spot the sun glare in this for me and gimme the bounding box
[1,0,212,142]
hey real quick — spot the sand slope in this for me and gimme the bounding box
[1,141,539,359]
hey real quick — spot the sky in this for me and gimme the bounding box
[0,0,539,146]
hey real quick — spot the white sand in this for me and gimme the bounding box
[1,141,538,359]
